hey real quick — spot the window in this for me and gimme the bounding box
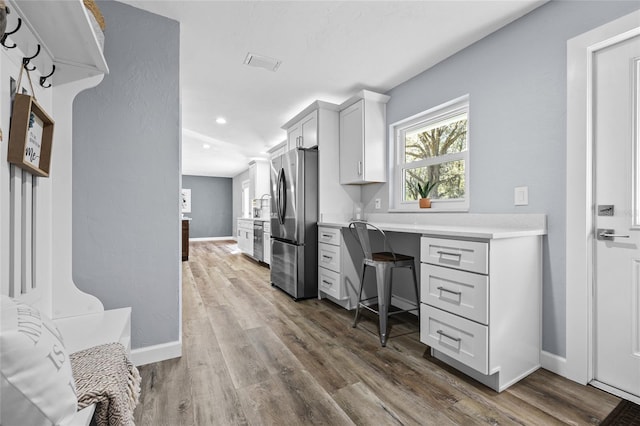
[242,180,251,218]
[391,95,469,211]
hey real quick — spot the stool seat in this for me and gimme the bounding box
[370,252,414,263]
[349,221,420,347]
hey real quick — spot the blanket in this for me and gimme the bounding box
[70,343,141,426]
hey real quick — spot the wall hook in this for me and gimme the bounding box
[39,64,55,88]
[1,17,21,49]
[22,44,40,71]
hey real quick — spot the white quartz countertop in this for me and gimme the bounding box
[318,213,547,240]
[238,217,269,222]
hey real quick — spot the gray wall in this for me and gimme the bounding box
[363,1,640,357]
[182,175,233,238]
[72,1,180,350]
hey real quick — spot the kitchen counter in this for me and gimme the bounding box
[318,213,546,240]
[238,217,269,222]
[237,217,271,265]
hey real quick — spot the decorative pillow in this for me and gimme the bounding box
[0,295,77,426]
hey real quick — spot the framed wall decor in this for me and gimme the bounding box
[7,94,54,177]
[181,188,191,213]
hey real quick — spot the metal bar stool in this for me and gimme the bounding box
[349,221,420,346]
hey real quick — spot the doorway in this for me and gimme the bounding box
[566,10,640,404]
[592,33,640,400]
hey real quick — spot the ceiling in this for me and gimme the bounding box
[120,0,547,178]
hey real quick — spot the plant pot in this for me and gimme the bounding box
[419,198,431,208]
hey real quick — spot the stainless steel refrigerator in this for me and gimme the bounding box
[270,148,318,299]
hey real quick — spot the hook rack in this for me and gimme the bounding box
[1,8,55,89]
[22,44,40,71]
[39,64,55,88]
[1,17,21,49]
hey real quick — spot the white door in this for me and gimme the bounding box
[593,34,640,399]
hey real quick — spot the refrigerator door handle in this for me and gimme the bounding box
[277,168,286,225]
[275,168,282,223]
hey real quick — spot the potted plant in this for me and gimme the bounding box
[414,180,437,208]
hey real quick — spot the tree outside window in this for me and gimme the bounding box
[392,96,469,211]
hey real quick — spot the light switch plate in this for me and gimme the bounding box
[375,198,381,209]
[514,186,528,206]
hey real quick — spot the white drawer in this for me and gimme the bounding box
[318,227,341,246]
[420,305,488,374]
[263,221,271,233]
[319,267,342,300]
[237,219,253,230]
[421,263,489,324]
[421,236,488,275]
[318,242,341,272]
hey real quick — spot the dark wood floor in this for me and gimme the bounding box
[133,240,620,425]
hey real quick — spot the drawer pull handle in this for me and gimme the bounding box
[437,250,462,260]
[322,234,333,238]
[437,329,461,343]
[322,255,333,260]
[322,280,332,286]
[437,286,461,296]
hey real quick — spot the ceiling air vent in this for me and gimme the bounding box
[243,52,282,72]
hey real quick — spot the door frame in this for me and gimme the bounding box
[566,10,640,399]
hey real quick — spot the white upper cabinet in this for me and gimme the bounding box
[286,110,318,150]
[282,101,338,151]
[268,140,287,160]
[339,90,390,184]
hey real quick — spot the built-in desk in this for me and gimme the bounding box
[318,213,547,239]
[317,213,547,392]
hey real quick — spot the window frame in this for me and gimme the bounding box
[389,95,470,212]
[241,180,251,218]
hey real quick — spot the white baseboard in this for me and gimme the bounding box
[131,340,182,367]
[189,236,234,242]
[391,295,419,316]
[540,350,569,378]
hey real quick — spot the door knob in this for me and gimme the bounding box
[597,228,630,241]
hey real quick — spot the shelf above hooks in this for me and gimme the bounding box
[4,0,109,87]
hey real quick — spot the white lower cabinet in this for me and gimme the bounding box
[317,226,358,308]
[421,263,488,324]
[421,305,488,373]
[318,242,341,272]
[263,222,271,266]
[318,267,342,299]
[237,219,254,256]
[420,235,542,392]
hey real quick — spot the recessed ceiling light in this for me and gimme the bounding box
[202,143,211,149]
[216,117,227,124]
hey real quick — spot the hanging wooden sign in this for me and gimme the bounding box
[7,94,54,177]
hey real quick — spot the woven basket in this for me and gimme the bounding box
[83,0,105,30]
[0,0,7,40]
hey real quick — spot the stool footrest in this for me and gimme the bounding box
[356,302,419,316]
[387,307,419,316]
